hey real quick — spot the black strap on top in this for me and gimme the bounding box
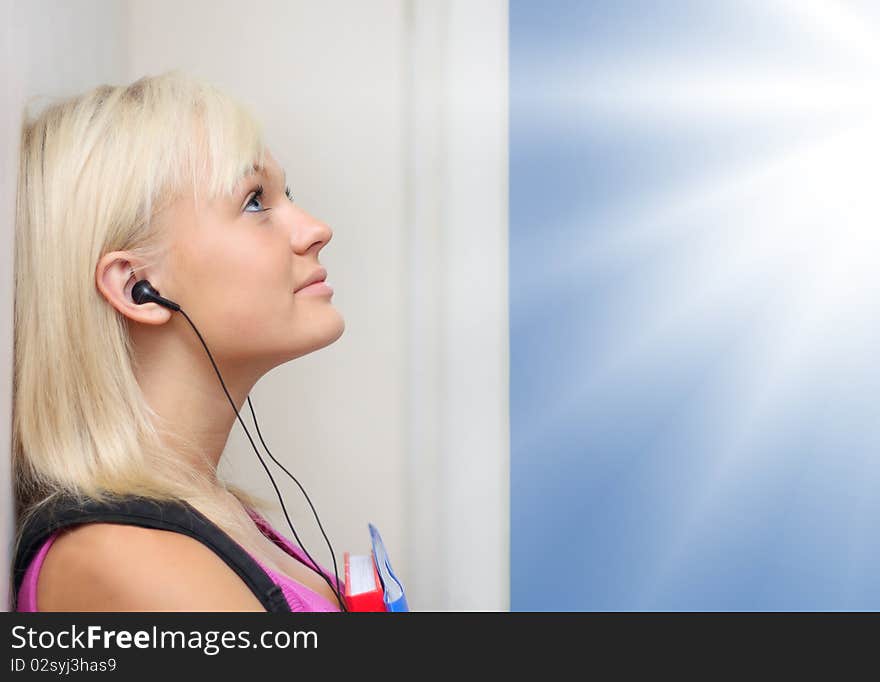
[11,493,291,612]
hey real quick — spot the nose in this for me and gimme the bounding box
[292,209,333,255]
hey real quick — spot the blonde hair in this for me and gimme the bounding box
[12,69,294,582]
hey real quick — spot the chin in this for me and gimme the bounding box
[326,314,346,346]
[289,312,346,359]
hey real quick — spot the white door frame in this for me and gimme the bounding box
[403,0,509,611]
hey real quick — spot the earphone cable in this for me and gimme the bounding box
[244,395,344,614]
[176,307,349,612]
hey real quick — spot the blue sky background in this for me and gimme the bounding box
[510,0,880,610]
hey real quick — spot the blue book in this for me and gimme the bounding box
[369,523,409,612]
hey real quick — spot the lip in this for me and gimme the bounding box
[296,280,334,296]
[294,267,328,293]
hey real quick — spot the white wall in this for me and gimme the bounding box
[1,0,130,611]
[2,0,508,612]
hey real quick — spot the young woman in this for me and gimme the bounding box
[12,70,347,612]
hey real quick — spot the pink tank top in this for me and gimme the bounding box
[16,507,342,612]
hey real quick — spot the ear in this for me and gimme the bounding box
[95,251,174,325]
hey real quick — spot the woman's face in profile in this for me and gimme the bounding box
[159,148,345,371]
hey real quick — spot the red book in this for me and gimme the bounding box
[343,551,387,612]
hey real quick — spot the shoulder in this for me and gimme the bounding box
[37,522,266,611]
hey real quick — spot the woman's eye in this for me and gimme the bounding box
[244,185,265,213]
[244,195,263,212]
[243,184,293,212]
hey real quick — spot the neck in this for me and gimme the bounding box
[131,314,263,477]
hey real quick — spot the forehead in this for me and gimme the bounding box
[240,154,286,186]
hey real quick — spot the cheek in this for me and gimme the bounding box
[203,228,290,289]
[221,254,293,324]
[175,232,292,332]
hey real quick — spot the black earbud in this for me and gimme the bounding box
[131,279,181,311]
[128,277,348,611]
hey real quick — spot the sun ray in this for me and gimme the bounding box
[515,114,875,300]
[763,0,880,69]
[512,0,880,609]
[515,116,880,463]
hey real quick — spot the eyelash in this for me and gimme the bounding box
[244,184,295,212]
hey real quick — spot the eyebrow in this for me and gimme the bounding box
[236,165,288,202]
[253,163,287,187]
